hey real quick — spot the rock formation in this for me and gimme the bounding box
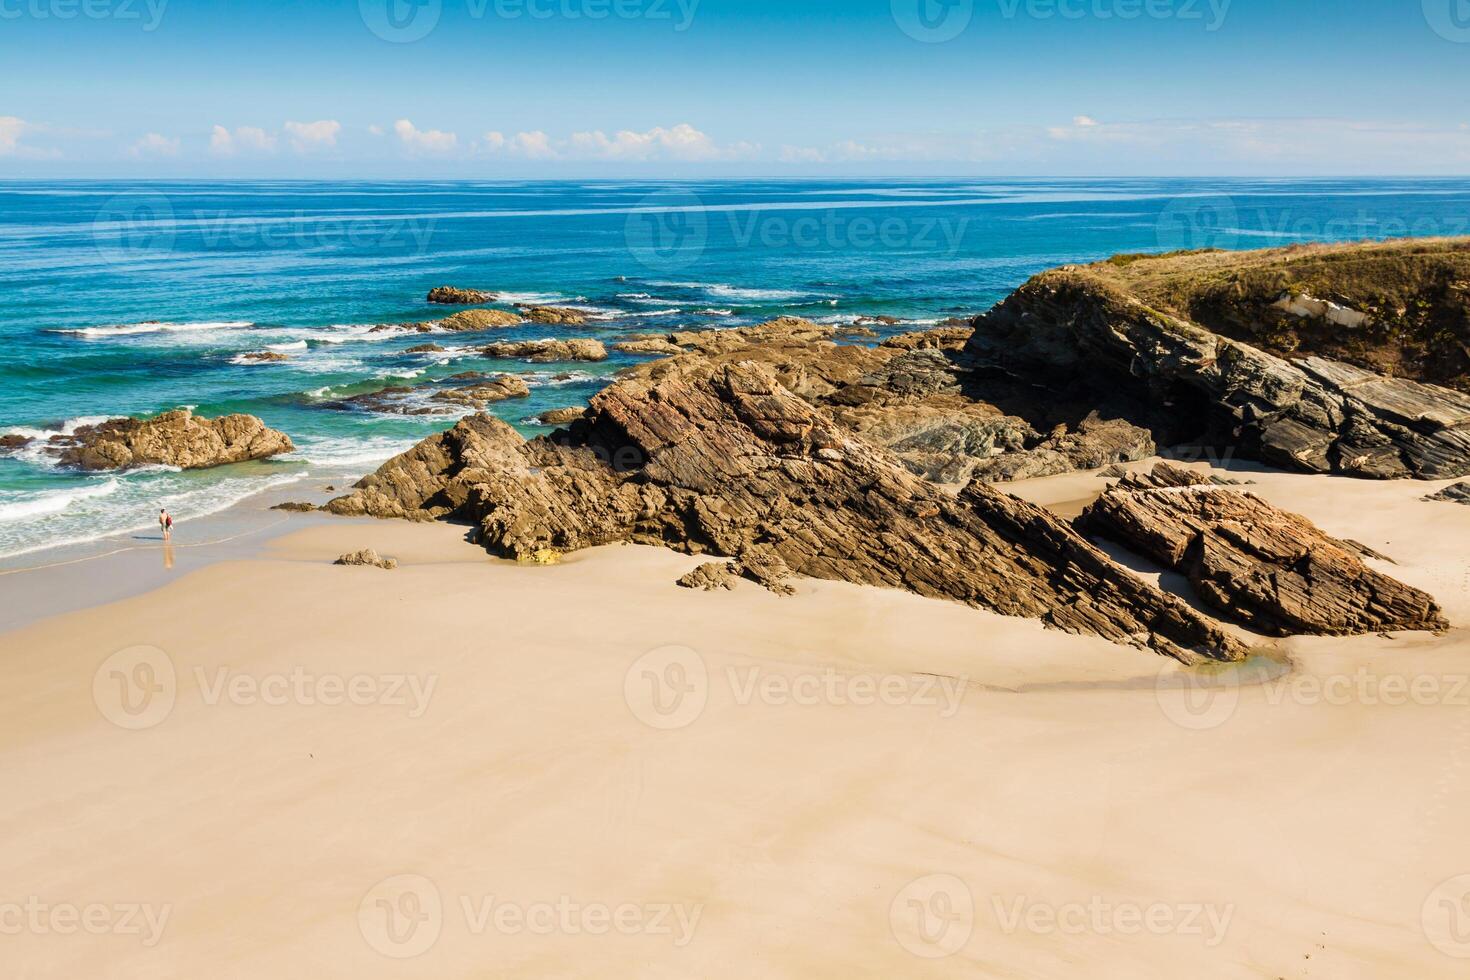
[1425,482,1470,505]
[427,286,496,305]
[518,305,589,326]
[0,434,33,451]
[1080,463,1447,636]
[334,548,398,570]
[237,351,289,364]
[54,410,294,471]
[330,375,531,415]
[481,339,607,363]
[405,343,446,354]
[328,362,1245,663]
[532,407,586,426]
[439,309,523,331]
[966,242,1470,480]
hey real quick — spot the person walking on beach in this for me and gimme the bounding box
[159,508,173,540]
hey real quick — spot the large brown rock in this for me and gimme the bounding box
[55,410,294,471]
[518,306,589,326]
[439,309,523,331]
[329,363,1245,663]
[427,286,496,305]
[331,376,531,416]
[481,339,607,363]
[1080,463,1448,636]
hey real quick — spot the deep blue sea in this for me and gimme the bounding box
[3,177,1469,558]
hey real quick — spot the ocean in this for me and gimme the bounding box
[3,176,1469,560]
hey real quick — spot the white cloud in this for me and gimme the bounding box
[480,124,756,162]
[0,116,24,156]
[210,125,277,156]
[367,124,385,137]
[284,119,341,152]
[129,133,181,158]
[394,119,458,154]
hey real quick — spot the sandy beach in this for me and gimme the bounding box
[1,460,1467,978]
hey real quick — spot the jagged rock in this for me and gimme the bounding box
[272,501,317,512]
[968,245,1470,480]
[0,434,33,451]
[368,321,438,335]
[518,305,588,326]
[481,339,607,363]
[614,338,686,356]
[334,548,397,570]
[238,351,289,363]
[1425,481,1470,505]
[833,325,878,339]
[331,376,530,415]
[1080,463,1448,636]
[439,309,523,331]
[328,364,1246,663]
[678,562,738,591]
[1099,463,1131,478]
[879,326,974,351]
[533,407,586,426]
[405,343,446,354]
[54,410,294,471]
[427,286,496,305]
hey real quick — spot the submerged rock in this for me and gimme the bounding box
[54,410,294,471]
[405,343,446,354]
[0,434,33,451]
[331,375,531,415]
[481,339,607,363]
[1080,463,1448,636]
[334,548,398,570]
[427,286,497,305]
[237,350,289,364]
[328,363,1245,663]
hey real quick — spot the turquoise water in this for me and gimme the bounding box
[3,177,1469,558]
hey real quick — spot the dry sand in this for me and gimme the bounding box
[1,462,1468,978]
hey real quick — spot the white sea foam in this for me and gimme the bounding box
[0,478,121,523]
[54,320,254,339]
[266,340,308,352]
[286,436,421,469]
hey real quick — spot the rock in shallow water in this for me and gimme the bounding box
[327,361,1245,663]
[427,286,496,305]
[1080,463,1448,636]
[481,339,607,363]
[54,410,294,471]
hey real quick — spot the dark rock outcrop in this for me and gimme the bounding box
[481,339,607,363]
[427,286,497,305]
[237,350,289,364]
[0,434,33,451]
[272,501,317,512]
[405,343,446,354]
[328,363,1245,663]
[1080,463,1448,636]
[54,410,294,471]
[967,250,1470,480]
[678,550,797,596]
[331,375,531,415]
[1425,482,1470,505]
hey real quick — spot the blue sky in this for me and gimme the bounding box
[3,0,1469,176]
